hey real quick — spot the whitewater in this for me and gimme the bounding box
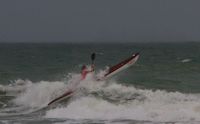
[0,72,200,124]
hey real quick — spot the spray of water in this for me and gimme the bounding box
[1,71,200,122]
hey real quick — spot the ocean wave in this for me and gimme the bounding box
[1,73,200,122]
[45,75,200,122]
[45,87,200,122]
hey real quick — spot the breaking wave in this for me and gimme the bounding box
[1,72,200,123]
[45,81,200,122]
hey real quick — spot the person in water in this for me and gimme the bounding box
[81,64,94,80]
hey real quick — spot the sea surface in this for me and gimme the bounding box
[0,42,200,124]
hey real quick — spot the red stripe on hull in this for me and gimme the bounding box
[104,53,139,77]
[48,91,73,106]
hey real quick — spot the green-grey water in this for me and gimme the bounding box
[0,42,200,124]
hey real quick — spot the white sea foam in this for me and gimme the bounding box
[0,79,71,115]
[45,76,200,122]
[181,59,192,63]
[13,81,68,108]
[2,73,200,122]
[45,90,200,122]
[0,79,32,95]
[6,73,83,108]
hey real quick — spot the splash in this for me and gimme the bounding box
[9,73,82,108]
[13,81,67,108]
[45,80,200,122]
[1,72,200,122]
[0,79,69,115]
[0,73,86,115]
[0,79,32,95]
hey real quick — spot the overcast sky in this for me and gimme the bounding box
[0,0,200,43]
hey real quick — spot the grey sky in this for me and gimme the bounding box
[0,0,200,42]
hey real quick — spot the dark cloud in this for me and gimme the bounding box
[0,0,200,42]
